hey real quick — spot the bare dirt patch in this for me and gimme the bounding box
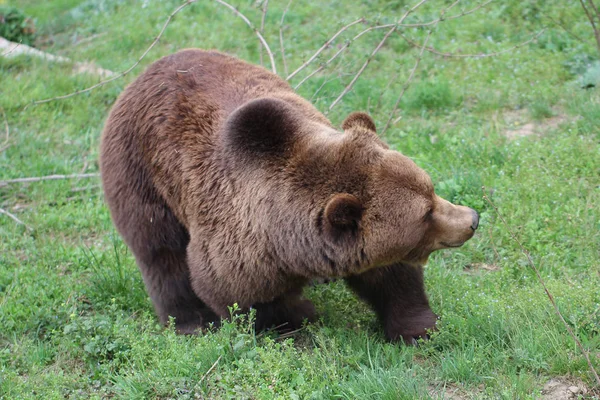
[428,383,470,400]
[541,378,589,400]
[501,109,568,139]
[463,263,499,275]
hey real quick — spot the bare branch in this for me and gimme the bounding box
[580,0,600,54]
[294,22,412,90]
[279,0,293,77]
[0,207,32,231]
[541,12,585,44]
[397,29,545,58]
[482,189,600,387]
[259,0,269,66]
[329,0,430,110]
[382,30,432,134]
[398,0,492,27]
[214,0,277,74]
[0,173,99,187]
[294,41,350,89]
[287,17,365,81]
[587,0,600,22]
[28,0,198,107]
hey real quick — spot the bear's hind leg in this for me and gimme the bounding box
[345,263,438,344]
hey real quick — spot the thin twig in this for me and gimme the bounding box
[398,0,492,27]
[0,173,99,187]
[397,29,545,59]
[0,207,32,231]
[1,107,8,143]
[1,41,21,56]
[259,0,269,66]
[329,0,430,110]
[279,0,293,77]
[199,355,222,384]
[294,44,347,90]
[294,22,412,90]
[541,12,585,44]
[482,188,600,386]
[287,17,365,81]
[589,0,600,19]
[382,30,432,134]
[28,0,198,107]
[214,0,277,74]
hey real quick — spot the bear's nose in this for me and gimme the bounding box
[470,209,479,231]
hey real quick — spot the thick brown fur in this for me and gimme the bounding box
[100,49,478,343]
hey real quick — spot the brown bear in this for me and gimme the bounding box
[100,49,478,344]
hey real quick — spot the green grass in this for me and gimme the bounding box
[1,0,599,398]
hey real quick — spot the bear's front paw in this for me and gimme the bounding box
[384,307,439,345]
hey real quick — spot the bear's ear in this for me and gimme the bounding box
[341,112,377,133]
[223,97,300,157]
[324,194,364,237]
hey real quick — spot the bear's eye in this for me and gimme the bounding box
[423,207,434,221]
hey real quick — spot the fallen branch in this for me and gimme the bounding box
[286,17,365,81]
[27,0,198,107]
[0,173,99,187]
[0,207,32,231]
[0,37,113,78]
[482,188,600,387]
[397,29,545,58]
[329,0,432,110]
[279,0,293,77]
[382,30,432,134]
[214,0,277,74]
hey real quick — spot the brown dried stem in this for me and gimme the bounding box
[279,0,293,77]
[397,29,545,58]
[0,173,99,187]
[482,188,600,387]
[382,30,432,134]
[287,17,365,81]
[214,0,277,74]
[0,107,9,153]
[28,0,198,107]
[1,41,21,56]
[199,355,222,384]
[329,0,431,110]
[579,0,600,55]
[0,207,32,231]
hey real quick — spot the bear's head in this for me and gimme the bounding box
[221,97,479,276]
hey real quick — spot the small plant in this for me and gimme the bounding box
[0,6,36,45]
[529,98,554,121]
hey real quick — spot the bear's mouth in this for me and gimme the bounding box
[440,241,464,248]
